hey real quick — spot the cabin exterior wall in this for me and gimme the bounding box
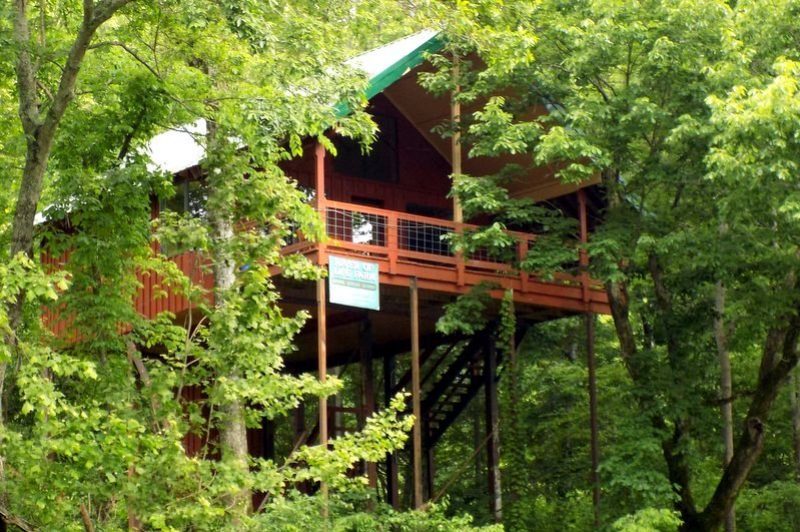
[282,94,453,216]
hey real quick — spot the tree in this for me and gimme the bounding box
[0,1,439,528]
[422,0,800,528]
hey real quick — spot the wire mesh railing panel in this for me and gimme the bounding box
[326,207,387,247]
[398,219,454,257]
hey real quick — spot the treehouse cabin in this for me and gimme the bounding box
[43,30,609,516]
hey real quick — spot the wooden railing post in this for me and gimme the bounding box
[578,189,590,309]
[517,238,529,293]
[387,212,398,275]
[455,222,466,287]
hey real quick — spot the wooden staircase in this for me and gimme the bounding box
[306,327,510,451]
[393,330,502,449]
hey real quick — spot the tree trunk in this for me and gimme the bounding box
[700,314,800,529]
[714,282,736,532]
[207,121,251,518]
[6,0,139,417]
[606,271,701,526]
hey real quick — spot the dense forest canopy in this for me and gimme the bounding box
[2,0,800,530]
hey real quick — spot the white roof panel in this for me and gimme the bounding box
[145,119,207,174]
[346,29,439,80]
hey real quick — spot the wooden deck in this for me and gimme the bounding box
[285,199,609,315]
[43,198,609,338]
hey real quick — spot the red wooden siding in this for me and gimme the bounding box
[42,248,214,335]
[282,94,453,215]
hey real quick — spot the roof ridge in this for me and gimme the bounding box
[348,29,439,63]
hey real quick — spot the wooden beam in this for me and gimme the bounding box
[587,313,601,527]
[384,351,400,508]
[451,54,463,224]
[359,317,378,491]
[315,141,327,265]
[317,278,328,447]
[410,277,424,508]
[578,189,590,308]
[315,138,329,517]
[484,335,502,522]
[317,276,329,515]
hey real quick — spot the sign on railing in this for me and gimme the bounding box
[328,254,380,310]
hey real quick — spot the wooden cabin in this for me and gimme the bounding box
[44,30,609,517]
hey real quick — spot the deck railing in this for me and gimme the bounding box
[281,199,597,303]
[322,199,537,273]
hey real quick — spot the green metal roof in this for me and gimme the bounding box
[348,29,442,99]
[336,30,442,115]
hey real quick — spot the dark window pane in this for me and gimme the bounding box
[333,137,364,178]
[163,181,187,214]
[333,114,397,182]
[186,179,208,219]
[162,179,207,219]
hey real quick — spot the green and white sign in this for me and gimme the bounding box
[328,255,380,310]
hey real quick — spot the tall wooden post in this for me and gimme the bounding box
[451,54,463,224]
[451,55,466,287]
[384,352,400,508]
[359,318,378,491]
[579,189,601,526]
[410,278,423,508]
[317,279,328,500]
[315,141,329,516]
[484,336,502,522]
[578,189,590,306]
[587,314,600,528]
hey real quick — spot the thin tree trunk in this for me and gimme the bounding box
[700,312,800,528]
[206,120,251,518]
[714,281,736,532]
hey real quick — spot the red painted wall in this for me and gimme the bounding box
[282,94,453,216]
[44,94,454,330]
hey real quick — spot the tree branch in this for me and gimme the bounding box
[701,305,800,527]
[89,41,161,79]
[79,502,95,532]
[13,0,41,135]
[0,506,36,532]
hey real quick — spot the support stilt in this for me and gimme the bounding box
[426,443,436,500]
[410,278,423,508]
[384,352,400,508]
[317,277,329,514]
[359,318,378,490]
[578,189,600,527]
[587,313,600,528]
[484,336,502,522]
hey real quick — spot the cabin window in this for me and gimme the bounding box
[162,178,208,218]
[333,115,398,182]
[406,203,450,220]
